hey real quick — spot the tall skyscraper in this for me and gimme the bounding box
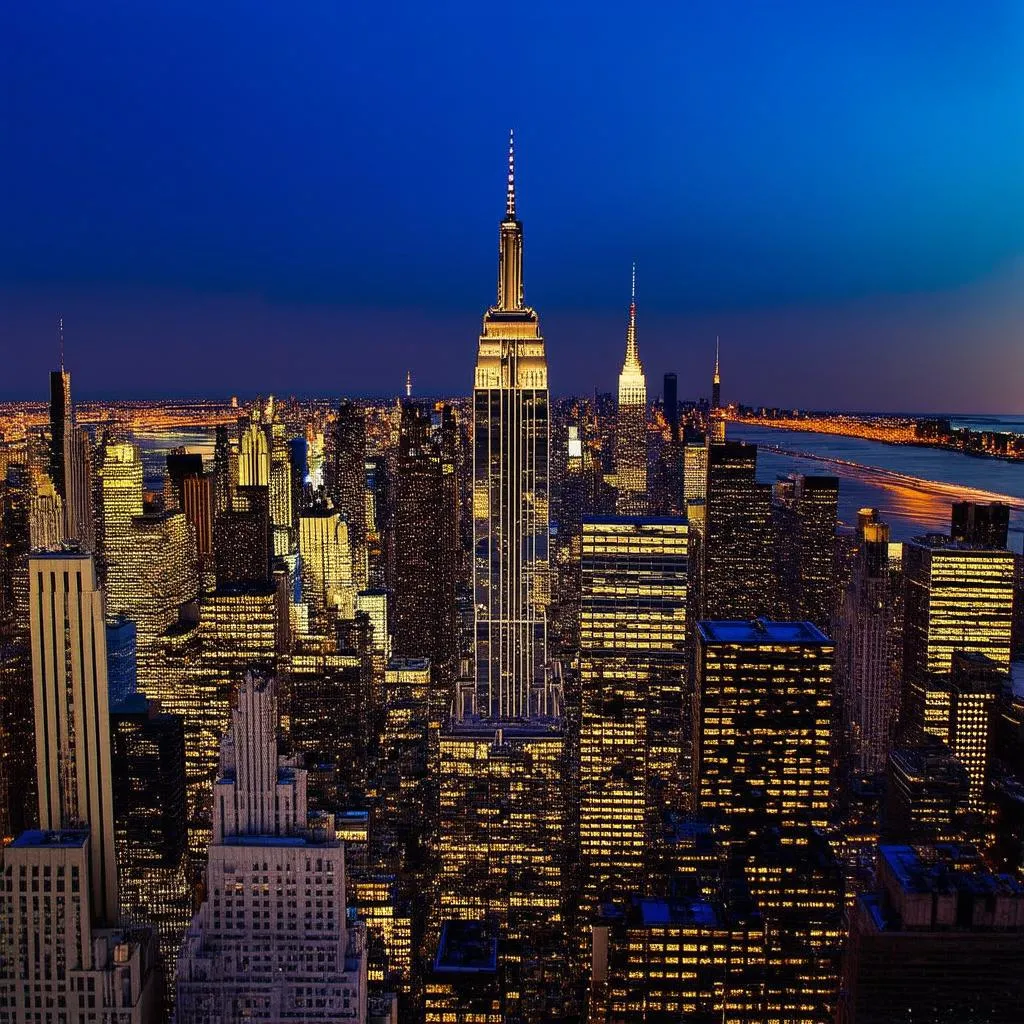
[701,442,774,620]
[614,265,647,514]
[175,672,368,1023]
[695,619,834,839]
[332,401,370,593]
[709,337,725,445]
[99,441,145,610]
[238,418,270,487]
[48,339,94,547]
[951,500,1010,549]
[837,516,902,780]
[28,551,120,924]
[299,501,356,628]
[393,401,459,672]
[472,132,550,720]
[578,516,689,907]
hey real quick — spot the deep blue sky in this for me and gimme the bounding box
[2,2,1023,411]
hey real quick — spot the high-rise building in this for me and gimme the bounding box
[49,350,94,548]
[99,441,145,610]
[773,473,839,632]
[614,265,647,514]
[175,672,368,1023]
[578,516,689,907]
[951,500,1010,549]
[694,619,833,839]
[709,337,725,445]
[110,694,192,1002]
[902,535,1014,734]
[106,613,139,705]
[28,551,120,924]
[332,401,370,593]
[839,844,1024,1024]
[393,401,459,672]
[701,442,774,619]
[837,516,902,779]
[299,502,356,628]
[472,133,549,719]
[238,418,270,487]
[883,741,969,843]
[682,433,707,509]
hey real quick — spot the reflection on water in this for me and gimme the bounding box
[131,423,1024,552]
[732,424,1024,550]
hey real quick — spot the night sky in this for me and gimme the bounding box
[2,2,1023,411]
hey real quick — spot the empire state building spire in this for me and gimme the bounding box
[497,129,524,311]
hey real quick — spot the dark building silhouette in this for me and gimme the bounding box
[392,402,459,673]
[951,500,1010,549]
[330,401,369,593]
[663,372,678,441]
[701,442,774,619]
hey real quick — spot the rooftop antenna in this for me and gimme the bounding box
[58,316,65,372]
[506,128,516,219]
[405,370,412,399]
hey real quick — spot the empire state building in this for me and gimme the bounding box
[472,133,549,720]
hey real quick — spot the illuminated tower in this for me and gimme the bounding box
[238,418,270,487]
[709,336,725,445]
[615,264,647,513]
[472,131,549,720]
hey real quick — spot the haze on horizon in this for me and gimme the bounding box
[2,2,1023,413]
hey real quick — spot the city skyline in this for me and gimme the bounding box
[3,4,1024,411]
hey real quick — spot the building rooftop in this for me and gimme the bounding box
[386,656,431,672]
[583,515,688,528]
[10,829,89,849]
[697,618,831,645]
[908,533,1014,555]
[434,920,499,975]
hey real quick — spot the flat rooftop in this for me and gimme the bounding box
[583,515,688,528]
[697,619,830,645]
[10,829,89,849]
[434,920,498,975]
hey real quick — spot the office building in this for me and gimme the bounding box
[701,443,774,619]
[175,672,368,1023]
[49,354,94,548]
[238,418,270,487]
[106,613,138,705]
[110,695,192,1002]
[662,372,678,442]
[951,500,1010,549]
[839,844,1024,1024]
[299,502,356,627]
[837,515,902,779]
[393,401,459,672]
[884,741,969,843]
[902,535,1014,733]
[709,337,725,445]
[614,265,647,514]
[578,516,689,906]
[331,401,370,593]
[425,921,505,1024]
[99,441,145,610]
[695,619,833,838]
[773,473,839,632]
[472,133,549,719]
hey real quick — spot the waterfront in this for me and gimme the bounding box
[132,419,1024,551]
[730,423,1024,549]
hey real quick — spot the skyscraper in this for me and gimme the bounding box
[662,372,679,442]
[578,516,689,907]
[332,401,370,593]
[175,672,368,1023]
[28,550,120,924]
[701,442,774,620]
[48,342,94,548]
[393,401,459,672]
[472,132,549,720]
[614,265,647,514]
[709,337,725,445]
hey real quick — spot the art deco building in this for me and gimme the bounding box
[709,337,725,445]
[0,551,164,1024]
[614,266,647,514]
[700,442,774,620]
[578,516,689,907]
[238,418,270,487]
[472,132,549,719]
[175,672,367,1023]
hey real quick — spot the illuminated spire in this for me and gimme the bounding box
[506,128,516,219]
[712,335,721,411]
[624,261,640,368]
[405,369,412,399]
[714,335,720,381]
[58,316,64,372]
